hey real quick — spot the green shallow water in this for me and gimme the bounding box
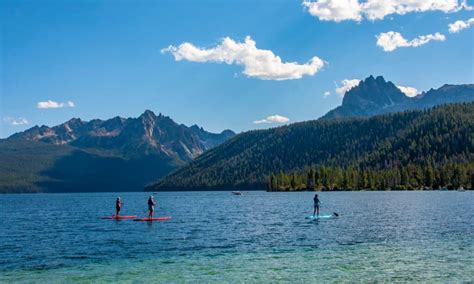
[1,191,473,282]
[3,240,473,282]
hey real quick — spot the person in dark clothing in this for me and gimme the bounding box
[148,195,156,218]
[313,194,320,217]
[115,197,121,216]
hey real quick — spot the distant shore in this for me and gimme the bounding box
[1,186,471,194]
[266,187,471,192]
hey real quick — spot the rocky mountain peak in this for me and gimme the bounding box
[322,76,473,120]
[342,75,407,108]
[140,110,157,121]
[8,110,236,162]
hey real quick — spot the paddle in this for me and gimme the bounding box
[313,202,339,217]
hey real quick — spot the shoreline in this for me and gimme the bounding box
[0,188,471,194]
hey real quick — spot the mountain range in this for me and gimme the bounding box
[0,111,234,193]
[322,76,473,119]
[1,75,473,193]
[146,76,473,191]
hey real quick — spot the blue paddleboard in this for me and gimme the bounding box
[306,214,333,219]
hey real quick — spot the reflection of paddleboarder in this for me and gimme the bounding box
[148,195,156,218]
[313,194,320,217]
[115,197,122,216]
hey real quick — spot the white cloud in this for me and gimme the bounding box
[323,91,331,98]
[253,115,290,124]
[3,117,29,126]
[448,18,474,33]
[376,31,446,52]
[397,85,418,97]
[161,36,325,80]
[303,0,362,22]
[335,79,361,96]
[37,100,76,109]
[304,0,472,22]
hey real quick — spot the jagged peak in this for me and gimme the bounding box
[341,75,408,108]
[140,110,156,118]
[190,124,204,131]
[65,117,84,124]
[354,75,399,91]
[359,75,387,86]
[366,75,375,81]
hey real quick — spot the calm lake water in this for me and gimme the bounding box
[1,191,473,282]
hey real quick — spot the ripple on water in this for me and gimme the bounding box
[0,191,473,282]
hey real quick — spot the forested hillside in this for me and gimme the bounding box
[147,103,474,191]
[0,110,234,193]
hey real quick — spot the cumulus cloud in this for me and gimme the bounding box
[37,100,75,109]
[448,18,474,33]
[3,117,29,126]
[253,115,290,124]
[397,85,418,97]
[303,0,472,22]
[303,0,362,22]
[376,31,446,52]
[335,79,361,96]
[323,91,331,98]
[161,36,325,80]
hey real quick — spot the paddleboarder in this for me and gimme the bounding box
[313,194,320,217]
[148,195,156,218]
[115,197,122,216]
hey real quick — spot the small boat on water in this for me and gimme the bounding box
[232,191,242,195]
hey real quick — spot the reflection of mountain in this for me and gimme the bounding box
[322,76,473,119]
[0,110,235,193]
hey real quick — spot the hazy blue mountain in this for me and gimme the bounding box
[1,110,235,193]
[322,76,473,119]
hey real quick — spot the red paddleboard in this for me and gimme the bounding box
[133,217,171,221]
[101,215,137,220]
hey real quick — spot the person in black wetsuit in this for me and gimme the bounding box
[313,194,320,217]
[148,195,156,218]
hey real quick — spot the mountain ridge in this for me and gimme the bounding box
[322,76,473,119]
[9,110,235,162]
[1,110,235,193]
[147,103,474,191]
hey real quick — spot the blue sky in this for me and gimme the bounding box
[1,0,473,138]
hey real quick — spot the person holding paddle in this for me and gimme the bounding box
[148,195,156,218]
[313,194,321,217]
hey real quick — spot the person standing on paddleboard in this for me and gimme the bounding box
[148,195,156,218]
[116,197,122,216]
[313,194,321,217]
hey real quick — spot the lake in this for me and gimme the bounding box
[1,191,473,282]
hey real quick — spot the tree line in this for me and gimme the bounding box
[268,162,473,191]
